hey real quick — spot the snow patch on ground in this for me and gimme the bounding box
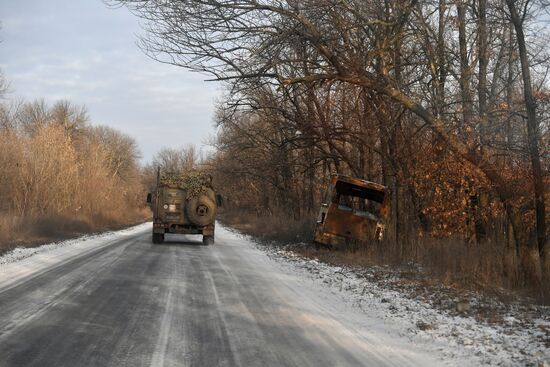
[256,245,549,367]
[0,222,150,290]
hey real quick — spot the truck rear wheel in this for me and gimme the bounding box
[152,233,164,244]
[202,235,214,246]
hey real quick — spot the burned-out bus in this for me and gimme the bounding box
[314,174,390,247]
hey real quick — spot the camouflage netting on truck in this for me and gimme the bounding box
[160,171,213,198]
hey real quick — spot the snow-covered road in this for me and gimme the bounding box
[0,223,545,366]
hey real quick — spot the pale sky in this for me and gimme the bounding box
[0,0,222,162]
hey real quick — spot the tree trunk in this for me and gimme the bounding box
[436,0,446,117]
[457,1,473,127]
[477,0,488,117]
[473,0,488,243]
[506,0,547,277]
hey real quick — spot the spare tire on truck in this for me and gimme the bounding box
[186,194,217,227]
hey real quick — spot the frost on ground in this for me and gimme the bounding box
[0,222,150,289]
[258,244,549,367]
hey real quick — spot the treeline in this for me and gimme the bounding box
[142,144,201,192]
[0,97,147,248]
[115,0,550,294]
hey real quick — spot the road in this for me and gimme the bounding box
[0,224,440,367]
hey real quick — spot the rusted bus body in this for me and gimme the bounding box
[314,174,390,247]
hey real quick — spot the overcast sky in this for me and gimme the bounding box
[0,0,222,162]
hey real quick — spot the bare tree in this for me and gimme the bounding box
[50,100,89,135]
[506,0,547,274]
[88,125,141,182]
[111,0,550,286]
[0,69,8,99]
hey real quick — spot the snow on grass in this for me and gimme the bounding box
[0,222,150,289]
[259,246,549,367]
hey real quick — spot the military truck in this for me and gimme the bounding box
[146,169,221,245]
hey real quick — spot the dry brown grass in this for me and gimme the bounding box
[0,209,150,253]
[223,210,550,303]
[219,209,316,244]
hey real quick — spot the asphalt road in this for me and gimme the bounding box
[0,225,438,367]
